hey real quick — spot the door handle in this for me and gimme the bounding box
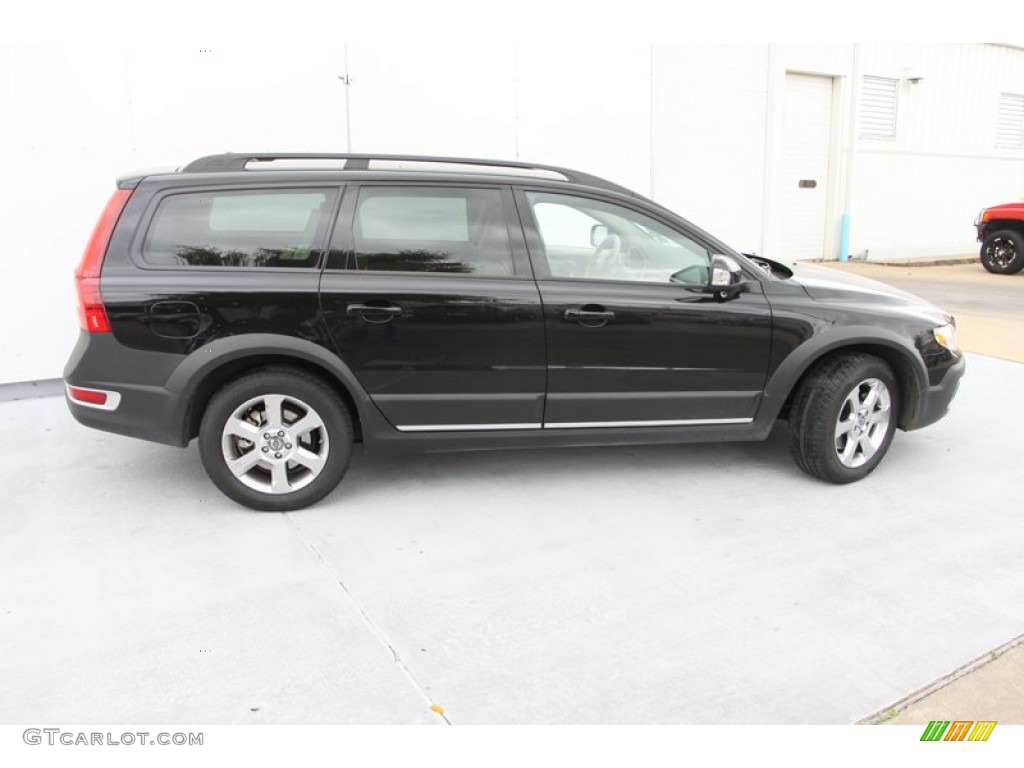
[564,307,615,327]
[347,303,403,324]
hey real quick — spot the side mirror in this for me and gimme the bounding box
[707,254,747,300]
[590,224,610,247]
[710,254,741,286]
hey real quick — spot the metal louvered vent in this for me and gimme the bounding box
[860,76,898,140]
[996,93,1024,148]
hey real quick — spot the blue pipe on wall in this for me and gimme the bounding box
[838,213,851,263]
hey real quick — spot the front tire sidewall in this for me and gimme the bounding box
[823,367,898,483]
[790,355,899,484]
[199,371,353,512]
[981,230,1024,274]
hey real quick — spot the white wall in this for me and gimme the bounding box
[651,44,770,254]
[3,43,1024,383]
[2,45,352,384]
[0,43,650,384]
[652,43,1024,262]
[345,45,652,194]
[848,43,1024,260]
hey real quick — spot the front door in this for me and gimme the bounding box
[319,184,546,431]
[517,190,773,428]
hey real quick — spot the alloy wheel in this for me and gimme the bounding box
[985,236,1017,270]
[220,393,329,494]
[834,377,892,469]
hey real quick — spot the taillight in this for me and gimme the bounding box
[65,384,121,411]
[76,189,132,333]
[67,386,108,406]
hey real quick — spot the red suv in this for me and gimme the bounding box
[976,203,1024,274]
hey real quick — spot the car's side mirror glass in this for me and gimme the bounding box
[590,224,610,247]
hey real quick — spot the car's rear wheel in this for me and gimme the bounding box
[788,353,899,484]
[199,368,353,511]
[980,229,1024,274]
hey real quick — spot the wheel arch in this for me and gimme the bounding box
[763,332,927,431]
[165,335,376,444]
[982,219,1024,239]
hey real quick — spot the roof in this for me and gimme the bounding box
[176,153,644,199]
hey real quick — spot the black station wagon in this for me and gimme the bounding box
[64,153,965,510]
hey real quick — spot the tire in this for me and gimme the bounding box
[788,353,899,484]
[198,367,354,511]
[980,229,1024,274]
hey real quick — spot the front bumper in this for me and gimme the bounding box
[913,354,965,430]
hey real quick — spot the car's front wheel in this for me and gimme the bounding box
[788,353,899,484]
[198,367,353,511]
[980,229,1024,274]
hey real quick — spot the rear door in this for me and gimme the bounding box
[319,184,546,431]
[516,189,773,428]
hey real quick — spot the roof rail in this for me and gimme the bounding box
[180,153,641,198]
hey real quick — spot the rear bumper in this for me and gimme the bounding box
[912,354,965,430]
[63,332,189,447]
[64,384,188,447]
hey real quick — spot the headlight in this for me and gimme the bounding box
[975,209,990,226]
[932,322,959,354]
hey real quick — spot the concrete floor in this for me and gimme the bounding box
[885,637,1024,725]
[1,352,1022,724]
[824,259,1024,724]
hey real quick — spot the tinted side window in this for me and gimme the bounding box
[143,189,336,268]
[353,187,513,276]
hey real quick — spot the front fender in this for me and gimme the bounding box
[756,326,929,430]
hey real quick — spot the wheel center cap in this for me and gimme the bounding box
[269,436,285,451]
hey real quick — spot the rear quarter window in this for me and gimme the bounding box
[142,189,337,268]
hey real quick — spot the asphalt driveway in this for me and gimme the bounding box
[1,352,1021,724]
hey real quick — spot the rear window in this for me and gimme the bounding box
[142,189,336,268]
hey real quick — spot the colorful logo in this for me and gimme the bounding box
[920,721,996,741]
